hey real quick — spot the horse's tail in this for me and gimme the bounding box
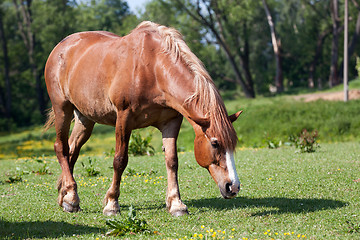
[43,107,55,132]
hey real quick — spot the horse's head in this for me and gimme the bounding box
[191,111,242,199]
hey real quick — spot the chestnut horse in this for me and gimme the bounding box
[44,21,242,216]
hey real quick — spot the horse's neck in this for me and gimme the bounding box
[164,84,208,126]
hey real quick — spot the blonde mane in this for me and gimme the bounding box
[133,21,238,150]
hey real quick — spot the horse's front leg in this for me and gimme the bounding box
[160,116,188,216]
[103,113,131,216]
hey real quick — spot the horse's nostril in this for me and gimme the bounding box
[225,182,232,193]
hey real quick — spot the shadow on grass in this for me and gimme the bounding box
[187,196,347,216]
[0,219,104,239]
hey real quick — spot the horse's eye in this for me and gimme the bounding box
[210,139,219,149]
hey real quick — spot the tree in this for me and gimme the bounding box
[348,0,360,58]
[0,4,11,118]
[75,0,132,33]
[172,0,256,98]
[262,0,283,93]
[13,0,46,117]
[338,0,360,78]
[329,0,340,87]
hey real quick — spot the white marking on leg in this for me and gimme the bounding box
[225,151,240,192]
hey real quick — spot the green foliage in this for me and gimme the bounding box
[106,206,152,236]
[1,0,360,131]
[290,129,319,153]
[34,162,50,175]
[356,57,360,77]
[128,132,155,156]
[33,157,51,175]
[264,132,282,149]
[125,167,158,176]
[232,98,360,149]
[5,170,23,183]
[5,166,30,183]
[81,157,100,177]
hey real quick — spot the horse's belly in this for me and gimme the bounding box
[67,83,117,126]
[75,101,117,126]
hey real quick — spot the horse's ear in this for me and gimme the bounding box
[229,110,243,123]
[189,115,210,129]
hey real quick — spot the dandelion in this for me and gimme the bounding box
[193,233,197,238]
[201,225,205,229]
[231,228,235,231]
[198,234,203,239]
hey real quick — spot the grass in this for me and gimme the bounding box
[1,142,360,239]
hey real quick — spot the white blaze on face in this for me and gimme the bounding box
[225,151,240,192]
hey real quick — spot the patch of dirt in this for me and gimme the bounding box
[293,90,360,102]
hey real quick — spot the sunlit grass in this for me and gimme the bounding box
[1,142,360,239]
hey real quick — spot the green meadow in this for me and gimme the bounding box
[1,88,360,239]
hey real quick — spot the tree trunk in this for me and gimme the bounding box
[262,0,283,93]
[13,0,46,116]
[348,11,360,58]
[329,0,340,87]
[0,8,11,118]
[308,28,331,88]
[337,1,360,79]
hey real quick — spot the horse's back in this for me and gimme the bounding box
[45,29,166,126]
[45,31,125,125]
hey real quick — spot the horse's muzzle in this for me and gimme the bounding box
[220,181,240,199]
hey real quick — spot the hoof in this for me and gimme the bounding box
[103,200,120,216]
[103,209,119,216]
[62,202,81,213]
[171,209,189,217]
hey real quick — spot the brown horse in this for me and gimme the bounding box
[44,21,242,216]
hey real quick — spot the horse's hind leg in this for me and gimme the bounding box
[57,109,95,210]
[53,102,81,212]
[68,110,95,173]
